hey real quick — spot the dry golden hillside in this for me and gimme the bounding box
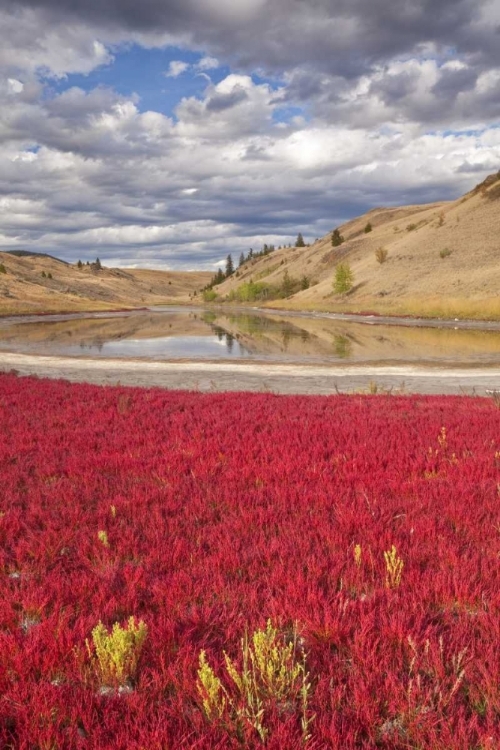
[0,253,211,315]
[213,172,500,320]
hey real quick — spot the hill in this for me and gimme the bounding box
[0,253,212,315]
[212,172,500,320]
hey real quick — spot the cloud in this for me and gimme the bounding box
[196,56,219,71]
[4,0,500,77]
[1,69,498,268]
[164,60,190,78]
[0,0,499,268]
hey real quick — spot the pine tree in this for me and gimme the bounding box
[77,259,83,269]
[225,254,234,277]
[331,229,344,247]
[239,252,245,267]
[296,233,305,247]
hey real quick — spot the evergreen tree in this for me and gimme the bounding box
[239,252,245,267]
[225,254,234,277]
[295,233,305,247]
[95,257,102,270]
[331,229,344,247]
[77,259,83,269]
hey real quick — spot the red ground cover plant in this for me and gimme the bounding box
[1,372,500,748]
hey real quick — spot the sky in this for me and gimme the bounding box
[1,0,499,269]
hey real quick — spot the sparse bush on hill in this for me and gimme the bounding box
[331,228,344,247]
[227,270,308,303]
[375,247,388,264]
[334,262,354,294]
[203,288,218,302]
[0,263,6,274]
[406,223,417,232]
[364,222,372,233]
[440,248,452,259]
[228,280,271,302]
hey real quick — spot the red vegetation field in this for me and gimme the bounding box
[2,373,500,749]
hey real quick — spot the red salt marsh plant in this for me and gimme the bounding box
[1,372,500,748]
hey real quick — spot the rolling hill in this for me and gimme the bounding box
[0,253,212,316]
[213,172,500,320]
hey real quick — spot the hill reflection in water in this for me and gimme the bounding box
[1,307,500,366]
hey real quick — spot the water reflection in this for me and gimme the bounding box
[1,307,500,366]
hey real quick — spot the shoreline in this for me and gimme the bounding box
[1,351,499,396]
[3,303,500,331]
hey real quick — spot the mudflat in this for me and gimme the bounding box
[1,351,499,395]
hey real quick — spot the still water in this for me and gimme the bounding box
[1,307,500,367]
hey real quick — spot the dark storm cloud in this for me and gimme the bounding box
[431,66,478,100]
[206,86,249,113]
[369,70,421,105]
[4,0,499,76]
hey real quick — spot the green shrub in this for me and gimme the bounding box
[203,289,218,302]
[406,223,417,232]
[439,248,452,259]
[334,263,354,294]
[228,281,271,302]
[364,222,372,233]
[0,263,6,274]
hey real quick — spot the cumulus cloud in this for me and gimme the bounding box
[0,0,499,267]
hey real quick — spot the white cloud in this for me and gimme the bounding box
[164,60,190,78]
[0,7,113,77]
[196,56,219,71]
[0,0,499,268]
[7,79,24,94]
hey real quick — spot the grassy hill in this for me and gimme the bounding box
[211,172,500,320]
[0,253,212,315]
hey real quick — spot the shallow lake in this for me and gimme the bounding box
[2,306,500,367]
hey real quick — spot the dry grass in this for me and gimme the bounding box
[215,173,500,321]
[0,253,211,316]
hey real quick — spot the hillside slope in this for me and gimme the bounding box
[214,172,500,320]
[0,253,211,315]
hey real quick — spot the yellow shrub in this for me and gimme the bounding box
[87,616,147,687]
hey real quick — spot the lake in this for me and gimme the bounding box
[1,307,500,394]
